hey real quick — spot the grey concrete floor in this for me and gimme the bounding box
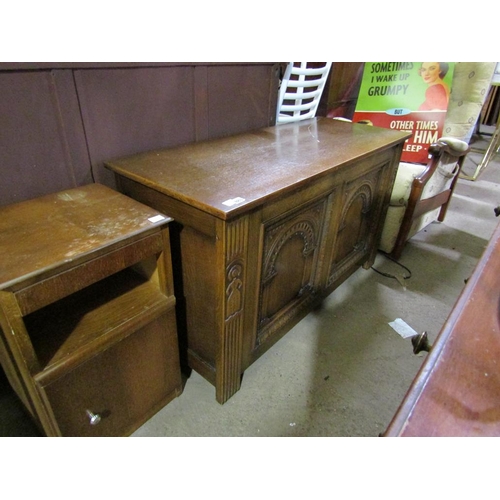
[142,132,500,436]
[131,132,500,437]
[1,132,499,438]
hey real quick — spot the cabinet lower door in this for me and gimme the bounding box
[36,310,181,437]
[257,198,327,346]
[327,165,385,286]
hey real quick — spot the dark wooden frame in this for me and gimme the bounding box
[384,219,500,436]
[388,139,470,260]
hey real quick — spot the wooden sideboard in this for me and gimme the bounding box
[0,184,182,436]
[384,220,500,437]
[106,117,411,404]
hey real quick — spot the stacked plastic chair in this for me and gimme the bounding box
[276,62,332,124]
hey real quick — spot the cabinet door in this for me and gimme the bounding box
[327,165,385,287]
[256,197,328,347]
[36,310,181,437]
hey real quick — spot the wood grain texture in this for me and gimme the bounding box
[0,184,181,436]
[0,183,171,291]
[385,220,500,437]
[106,117,410,220]
[109,119,410,403]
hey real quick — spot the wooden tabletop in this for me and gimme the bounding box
[105,118,411,220]
[0,184,171,290]
[385,220,500,436]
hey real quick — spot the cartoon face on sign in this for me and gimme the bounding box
[418,63,450,111]
[353,62,455,163]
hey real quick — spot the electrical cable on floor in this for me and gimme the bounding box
[371,252,412,283]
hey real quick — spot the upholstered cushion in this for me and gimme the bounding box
[438,136,470,153]
[443,62,496,142]
[379,205,441,254]
[379,206,406,253]
[420,162,456,202]
[408,208,441,240]
[377,62,491,256]
[389,162,427,206]
[381,149,458,253]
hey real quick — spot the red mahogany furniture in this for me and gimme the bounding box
[106,117,410,404]
[0,184,182,436]
[384,220,500,436]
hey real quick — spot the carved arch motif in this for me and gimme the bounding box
[328,169,383,286]
[337,181,374,232]
[257,200,326,345]
[262,214,319,287]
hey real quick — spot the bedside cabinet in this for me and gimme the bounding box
[0,184,182,436]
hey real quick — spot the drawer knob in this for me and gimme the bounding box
[411,331,432,355]
[86,409,102,425]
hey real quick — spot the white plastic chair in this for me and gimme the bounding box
[276,62,332,124]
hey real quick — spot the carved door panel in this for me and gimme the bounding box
[257,198,327,347]
[328,165,384,286]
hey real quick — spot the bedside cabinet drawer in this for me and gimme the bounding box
[35,309,182,437]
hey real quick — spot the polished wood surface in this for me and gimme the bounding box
[0,184,182,436]
[0,183,170,290]
[385,220,500,436]
[107,118,411,404]
[107,117,410,220]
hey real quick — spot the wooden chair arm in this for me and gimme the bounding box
[413,137,470,188]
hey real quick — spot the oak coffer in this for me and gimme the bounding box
[106,117,411,403]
